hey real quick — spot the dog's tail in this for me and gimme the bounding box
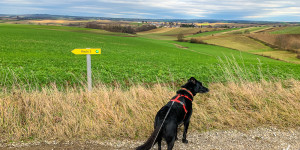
[136,127,160,150]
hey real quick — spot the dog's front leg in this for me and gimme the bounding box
[182,121,190,143]
[182,110,192,143]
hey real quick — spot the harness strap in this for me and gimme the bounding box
[170,94,189,119]
[170,99,188,113]
[181,94,192,102]
[181,88,193,98]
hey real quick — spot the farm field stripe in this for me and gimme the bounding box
[172,43,213,57]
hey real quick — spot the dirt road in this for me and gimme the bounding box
[1,127,299,150]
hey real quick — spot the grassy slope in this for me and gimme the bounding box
[159,28,201,35]
[186,25,299,64]
[247,26,270,32]
[188,28,241,37]
[188,27,269,38]
[204,35,273,52]
[138,28,174,34]
[229,27,270,34]
[204,35,300,64]
[0,24,300,88]
[271,26,300,34]
[138,28,204,40]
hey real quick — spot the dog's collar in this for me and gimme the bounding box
[181,88,193,97]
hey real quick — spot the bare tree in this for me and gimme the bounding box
[177,33,184,41]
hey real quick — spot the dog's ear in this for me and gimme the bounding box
[188,77,196,84]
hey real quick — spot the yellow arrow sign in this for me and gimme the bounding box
[71,48,101,55]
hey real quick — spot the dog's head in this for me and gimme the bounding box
[181,77,209,96]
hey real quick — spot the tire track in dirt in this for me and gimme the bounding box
[173,43,213,57]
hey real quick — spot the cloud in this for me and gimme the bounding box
[243,6,300,20]
[0,0,34,5]
[0,0,299,21]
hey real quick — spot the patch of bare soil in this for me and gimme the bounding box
[1,127,299,150]
[173,43,189,49]
[173,43,213,57]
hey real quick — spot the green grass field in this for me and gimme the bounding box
[1,24,300,88]
[271,26,300,34]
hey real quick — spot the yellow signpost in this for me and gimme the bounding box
[71,48,101,55]
[72,48,101,91]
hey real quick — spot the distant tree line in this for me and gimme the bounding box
[136,24,157,32]
[85,22,156,34]
[219,25,231,28]
[180,24,196,27]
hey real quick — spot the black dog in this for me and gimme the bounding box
[136,77,209,150]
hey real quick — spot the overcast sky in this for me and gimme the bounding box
[0,0,300,21]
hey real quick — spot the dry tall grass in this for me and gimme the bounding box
[1,80,300,142]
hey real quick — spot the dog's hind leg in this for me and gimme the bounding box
[157,136,162,150]
[165,122,177,150]
[166,136,176,150]
[175,126,179,141]
[182,110,192,144]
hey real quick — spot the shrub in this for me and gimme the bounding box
[85,22,156,34]
[297,54,300,59]
[190,38,206,44]
[274,35,289,49]
[85,22,100,29]
[291,41,300,49]
[244,29,250,34]
[190,38,197,43]
[177,33,184,42]
[231,31,243,34]
[135,25,157,32]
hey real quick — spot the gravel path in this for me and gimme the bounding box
[1,127,299,150]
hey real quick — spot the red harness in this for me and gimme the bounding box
[170,89,193,120]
